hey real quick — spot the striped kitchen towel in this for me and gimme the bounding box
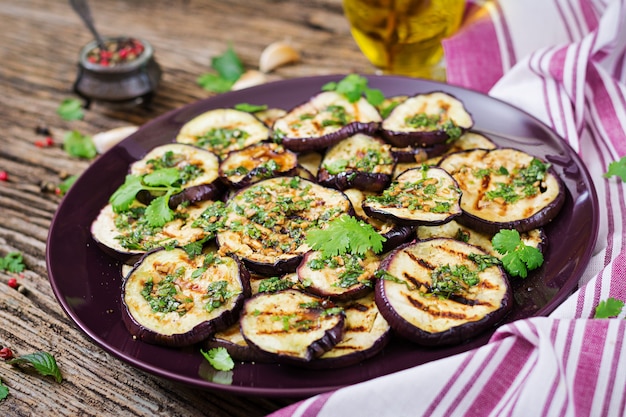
[269,0,626,416]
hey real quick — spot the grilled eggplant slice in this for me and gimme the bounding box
[375,238,512,346]
[129,143,223,208]
[416,220,546,259]
[344,188,415,252]
[273,91,382,152]
[438,148,565,234]
[317,133,396,192]
[205,273,301,363]
[239,289,346,363]
[216,176,353,275]
[176,108,270,158]
[91,199,223,263]
[381,92,473,148]
[297,250,379,301]
[122,247,251,347]
[424,131,497,166]
[362,166,462,226]
[219,142,298,188]
[306,292,391,369]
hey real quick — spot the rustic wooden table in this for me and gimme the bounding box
[0,0,374,415]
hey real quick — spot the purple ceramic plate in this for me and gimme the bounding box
[46,75,598,398]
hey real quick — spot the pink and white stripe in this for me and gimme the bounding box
[269,1,626,416]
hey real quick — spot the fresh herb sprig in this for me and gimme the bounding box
[491,229,543,278]
[604,156,626,182]
[306,214,386,258]
[322,74,385,107]
[0,252,25,274]
[200,347,235,371]
[109,168,183,227]
[594,297,625,318]
[57,98,84,121]
[7,352,63,383]
[197,45,245,93]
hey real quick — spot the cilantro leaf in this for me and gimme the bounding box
[604,156,626,182]
[0,379,8,401]
[197,73,234,93]
[0,252,25,274]
[306,214,386,258]
[7,352,63,383]
[491,229,544,278]
[56,175,78,196]
[197,46,245,93]
[594,297,625,318]
[322,74,384,106]
[143,168,180,187]
[200,347,234,371]
[491,229,521,254]
[109,175,145,212]
[144,194,175,227]
[57,98,84,121]
[63,130,97,159]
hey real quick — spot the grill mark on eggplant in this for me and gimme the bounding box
[404,294,474,320]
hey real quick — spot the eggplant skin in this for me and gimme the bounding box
[216,176,354,276]
[297,292,392,369]
[362,167,463,226]
[381,92,474,148]
[121,248,251,347]
[317,134,396,193]
[273,91,382,153]
[375,238,513,346]
[438,148,566,234]
[239,289,346,364]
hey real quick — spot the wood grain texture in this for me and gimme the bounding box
[0,0,373,415]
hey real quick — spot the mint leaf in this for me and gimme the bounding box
[7,352,63,383]
[594,297,625,318]
[604,156,626,182]
[0,252,25,274]
[201,347,235,371]
[57,98,84,121]
[63,130,97,159]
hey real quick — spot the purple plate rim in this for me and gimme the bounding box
[46,74,599,398]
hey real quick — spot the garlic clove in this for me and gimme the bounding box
[231,70,268,91]
[259,41,300,73]
[92,125,138,154]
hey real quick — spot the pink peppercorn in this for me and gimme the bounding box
[0,347,13,360]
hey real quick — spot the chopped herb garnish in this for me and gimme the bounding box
[234,103,268,113]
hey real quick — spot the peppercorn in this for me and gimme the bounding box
[0,171,8,181]
[35,125,51,136]
[0,347,14,360]
[7,277,18,288]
